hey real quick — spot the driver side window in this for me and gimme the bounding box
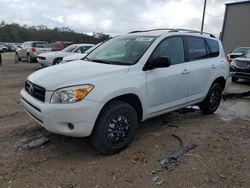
[152,37,184,65]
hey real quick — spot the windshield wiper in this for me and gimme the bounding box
[90,59,113,64]
[85,58,131,65]
[84,57,93,61]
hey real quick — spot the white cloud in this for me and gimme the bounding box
[0,0,243,36]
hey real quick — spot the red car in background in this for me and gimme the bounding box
[51,41,73,51]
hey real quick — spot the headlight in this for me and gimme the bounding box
[231,60,236,66]
[50,85,94,104]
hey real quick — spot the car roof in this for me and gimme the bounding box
[24,41,48,43]
[74,44,95,47]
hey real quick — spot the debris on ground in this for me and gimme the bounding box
[177,106,200,114]
[161,134,198,171]
[162,120,179,128]
[223,90,250,100]
[152,176,164,185]
[21,136,51,149]
[217,170,226,179]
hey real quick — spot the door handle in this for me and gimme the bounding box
[181,69,189,74]
[211,64,216,69]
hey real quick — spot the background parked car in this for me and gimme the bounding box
[230,49,250,82]
[1,43,17,52]
[227,47,250,62]
[16,41,51,63]
[60,43,103,64]
[37,43,94,66]
[51,41,73,51]
[0,44,8,53]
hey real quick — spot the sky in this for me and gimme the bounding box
[0,0,244,36]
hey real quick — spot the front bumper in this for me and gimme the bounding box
[230,66,250,80]
[20,89,104,137]
[37,59,52,67]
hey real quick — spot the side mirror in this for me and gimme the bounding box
[143,56,171,71]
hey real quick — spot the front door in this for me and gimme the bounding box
[146,36,189,116]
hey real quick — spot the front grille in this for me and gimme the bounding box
[236,60,248,69]
[25,80,46,102]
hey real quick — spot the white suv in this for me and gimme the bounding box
[20,29,230,154]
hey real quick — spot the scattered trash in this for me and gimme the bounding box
[223,90,250,100]
[21,136,51,149]
[162,120,179,128]
[151,169,164,175]
[161,134,198,171]
[152,176,164,185]
[217,170,226,179]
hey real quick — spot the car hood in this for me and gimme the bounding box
[38,51,71,58]
[63,53,87,61]
[234,57,250,61]
[229,52,243,56]
[27,60,130,90]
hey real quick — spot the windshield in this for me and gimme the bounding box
[233,47,250,53]
[243,50,250,58]
[86,35,156,65]
[62,45,78,52]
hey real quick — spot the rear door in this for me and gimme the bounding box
[184,36,220,101]
[146,36,190,115]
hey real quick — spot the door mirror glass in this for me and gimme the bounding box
[146,56,171,70]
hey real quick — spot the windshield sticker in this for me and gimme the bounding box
[135,37,154,42]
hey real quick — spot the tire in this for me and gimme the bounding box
[52,58,62,65]
[232,76,238,82]
[199,83,222,114]
[27,54,33,63]
[91,101,138,155]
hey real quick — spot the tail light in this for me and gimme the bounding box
[31,47,36,52]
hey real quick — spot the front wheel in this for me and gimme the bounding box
[91,101,138,154]
[27,54,32,63]
[52,58,62,65]
[15,53,21,63]
[199,83,222,114]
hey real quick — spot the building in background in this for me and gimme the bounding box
[220,1,250,53]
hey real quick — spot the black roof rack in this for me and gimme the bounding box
[129,28,216,38]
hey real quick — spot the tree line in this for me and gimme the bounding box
[0,21,110,44]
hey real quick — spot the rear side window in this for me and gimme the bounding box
[185,37,208,61]
[206,39,219,57]
[78,46,92,53]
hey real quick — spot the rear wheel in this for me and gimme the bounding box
[199,83,222,114]
[91,101,138,154]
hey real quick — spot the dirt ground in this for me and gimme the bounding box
[0,52,250,188]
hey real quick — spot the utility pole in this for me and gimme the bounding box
[201,0,207,32]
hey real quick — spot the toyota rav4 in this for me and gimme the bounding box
[20,29,230,154]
